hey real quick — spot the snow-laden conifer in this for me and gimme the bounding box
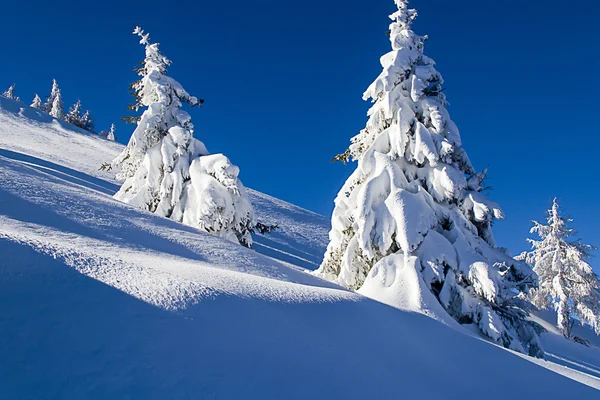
[106,27,254,246]
[518,199,600,338]
[80,110,94,132]
[45,79,60,112]
[31,94,43,110]
[2,84,16,100]
[49,89,64,119]
[65,100,93,131]
[65,100,83,126]
[316,0,541,356]
[106,123,116,141]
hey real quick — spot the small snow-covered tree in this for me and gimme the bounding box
[105,27,254,246]
[45,79,60,112]
[99,123,116,140]
[65,100,94,131]
[80,110,94,132]
[316,0,542,356]
[518,199,600,338]
[2,84,16,99]
[31,94,43,110]
[49,89,64,119]
[106,123,116,141]
[65,99,83,126]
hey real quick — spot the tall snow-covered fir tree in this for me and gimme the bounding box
[105,27,255,246]
[2,84,16,100]
[518,199,600,338]
[30,94,43,110]
[316,0,542,356]
[45,79,61,113]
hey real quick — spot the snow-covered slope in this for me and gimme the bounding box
[0,98,330,270]
[1,97,599,399]
[249,189,329,269]
[531,310,600,378]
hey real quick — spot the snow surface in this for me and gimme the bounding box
[0,98,329,268]
[1,96,599,398]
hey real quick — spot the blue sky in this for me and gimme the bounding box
[1,0,598,264]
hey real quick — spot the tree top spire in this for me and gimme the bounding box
[133,26,150,45]
[133,26,171,75]
[391,0,418,30]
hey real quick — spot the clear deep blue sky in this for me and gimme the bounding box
[1,0,598,263]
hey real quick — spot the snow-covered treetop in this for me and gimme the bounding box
[45,79,60,112]
[107,26,203,179]
[134,27,169,75]
[129,26,201,112]
[390,0,418,33]
[335,0,496,231]
[522,199,592,265]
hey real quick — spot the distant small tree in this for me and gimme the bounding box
[99,123,116,140]
[80,110,94,132]
[49,89,64,119]
[106,123,116,141]
[2,84,16,99]
[30,94,43,110]
[65,99,83,126]
[45,79,61,113]
[518,198,600,338]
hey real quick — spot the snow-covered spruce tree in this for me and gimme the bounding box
[48,87,64,119]
[80,110,94,132]
[65,99,83,126]
[30,94,43,110]
[45,79,60,112]
[106,123,116,141]
[517,199,600,338]
[105,27,254,246]
[99,123,116,140]
[2,84,16,99]
[316,0,542,356]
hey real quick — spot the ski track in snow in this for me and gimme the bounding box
[1,97,600,398]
